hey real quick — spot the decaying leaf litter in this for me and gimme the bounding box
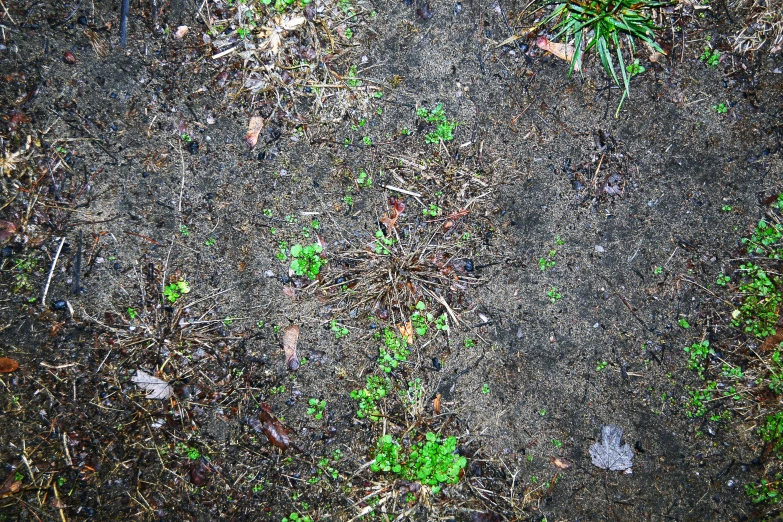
[0,0,782,520]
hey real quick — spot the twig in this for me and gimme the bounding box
[71,231,82,295]
[384,185,421,198]
[177,142,186,213]
[120,0,129,47]
[41,237,66,309]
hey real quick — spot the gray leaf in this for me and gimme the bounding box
[589,425,634,473]
[131,370,173,400]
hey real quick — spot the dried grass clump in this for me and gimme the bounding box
[729,0,783,54]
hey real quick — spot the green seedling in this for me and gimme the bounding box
[374,229,395,255]
[205,238,215,246]
[547,287,562,303]
[343,195,354,206]
[127,308,138,320]
[181,133,193,143]
[350,375,389,420]
[179,225,190,236]
[712,103,727,114]
[551,438,563,448]
[307,398,326,420]
[481,383,490,394]
[653,266,663,274]
[684,340,714,375]
[416,103,457,144]
[626,59,645,77]
[163,280,190,303]
[730,263,781,338]
[700,46,721,67]
[362,136,372,146]
[289,243,326,280]
[378,327,410,373]
[371,432,467,493]
[678,318,690,329]
[596,361,608,371]
[346,65,361,88]
[464,338,475,348]
[721,205,732,212]
[745,476,782,504]
[357,170,372,188]
[422,203,441,217]
[716,274,730,286]
[330,319,349,339]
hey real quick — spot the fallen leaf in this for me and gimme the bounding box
[174,25,189,39]
[550,456,572,469]
[189,460,209,486]
[131,369,173,399]
[0,221,17,244]
[0,357,19,373]
[0,467,22,498]
[282,325,300,371]
[245,116,264,150]
[589,425,634,473]
[282,286,296,298]
[433,393,441,415]
[258,403,291,450]
[397,321,414,344]
[380,197,406,232]
[536,37,580,71]
[282,16,306,30]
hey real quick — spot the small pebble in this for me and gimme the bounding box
[595,245,605,253]
[464,259,474,272]
[63,51,76,64]
[78,15,88,26]
[53,300,67,311]
[264,270,275,278]
[186,141,199,154]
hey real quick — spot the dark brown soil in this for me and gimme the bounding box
[1,0,782,520]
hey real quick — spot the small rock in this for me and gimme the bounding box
[595,245,605,253]
[63,51,76,64]
[264,270,275,278]
[52,300,67,311]
[186,141,199,154]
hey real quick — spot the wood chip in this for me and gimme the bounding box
[433,393,441,415]
[0,357,19,373]
[245,116,264,150]
[551,456,572,469]
[282,325,300,371]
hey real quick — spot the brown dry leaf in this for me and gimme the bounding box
[282,325,300,371]
[174,25,189,39]
[0,220,17,244]
[551,456,572,469]
[433,393,441,415]
[258,403,291,450]
[397,321,414,344]
[536,37,580,71]
[0,357,19,373]
[282,286,296,299]
[282,16,305,30]
[0,471,21,498]
[245,116,264,150]
[379,197,406,232]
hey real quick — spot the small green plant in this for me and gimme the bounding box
[422,203,441,217]
[551,438,563,449]
[205,238,215,246]
[685,381,717,417]
[538,0,666,116]
[357,170,372,188]
[378,328,410,373]
[330,319,349,339]
[721,205,732,212]
[179,225,190,236]
[745,476,781,504]
[252,482,264,493]
[362,136,372,146]
[374,229,395,255]
[700,46,721,67]
[181,133,193,143]
[481,383,490,394]
[596,361,608,371]
[350,375,389,420]
[684,340,714,375]
[237,27,250,38]
[416,104,457,144]
[712,103,727,114]
[282,514,313,522]
[539,252,556,271]
[263,208,273,217]
[343,195,354,207]
[759,412,783,457]
[411,301,428,336]
[716,274,730,286]
[346,65,361,88]
[626,59,645,77]
[371,432,467,493]
[730,263,781,338]
[464,338,475,348]
[742,219,783,258]
[653,266,663,274]
[547,287,562,303]
[540,408,547,416]
[163,280,190,303]
[678,318,690,329]
[127,308,138,320]
[307,398,326,420]
[289,244,326,280]
[223,317,234,326]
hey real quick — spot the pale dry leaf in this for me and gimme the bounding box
[550,456,572,469]
[589,425,634,473]
[174,25,189,39]
[398,321,414,344]
[245,116,264,149]
[132,369,173,400]
[536,37,581,71]
[282,16,306,30]
[282,325,300,371]
[433,393,441,415]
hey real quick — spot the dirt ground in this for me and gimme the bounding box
[1,0,783,520]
